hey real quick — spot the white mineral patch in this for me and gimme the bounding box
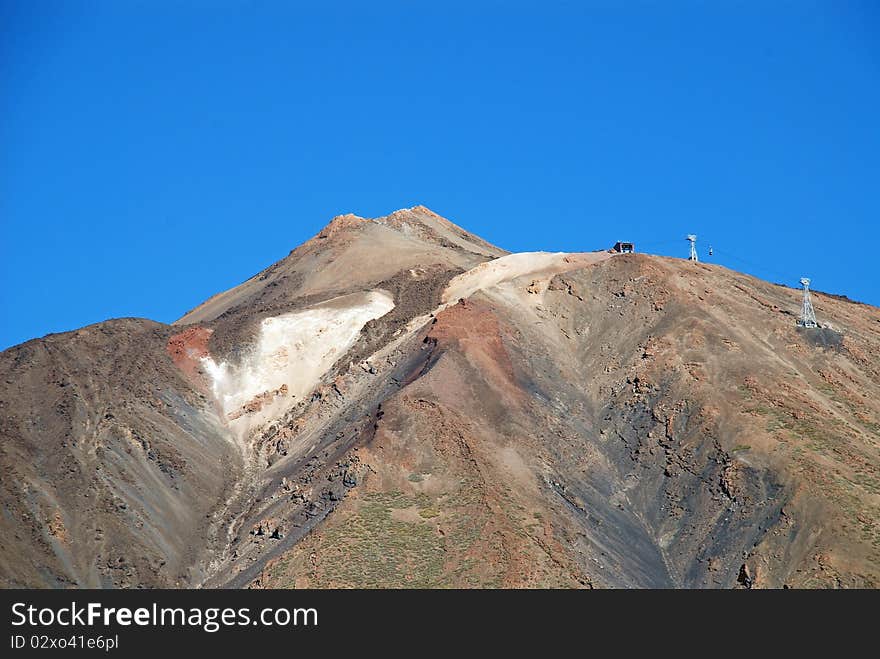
[442,251,611,304]
[202,290,394,434]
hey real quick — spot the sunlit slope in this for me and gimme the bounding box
[2,207,878,589]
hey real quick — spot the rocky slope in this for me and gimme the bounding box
[1,206,878,588]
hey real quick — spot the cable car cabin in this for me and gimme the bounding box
[612,241,635,254]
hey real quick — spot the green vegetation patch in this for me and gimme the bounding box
[274,487,495,588]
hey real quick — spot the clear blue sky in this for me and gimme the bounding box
[2,1,878,350]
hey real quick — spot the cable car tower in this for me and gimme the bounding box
[798,277,818,328]
[686,234,698,262]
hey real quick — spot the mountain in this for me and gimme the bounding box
[1,206,878,588]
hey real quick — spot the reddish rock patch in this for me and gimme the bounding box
[426,299,522,404]
[46,510,69,545]
[228,384,289,420]
[166,327,213,385]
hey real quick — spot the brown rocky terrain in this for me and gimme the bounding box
[1,206,878,588]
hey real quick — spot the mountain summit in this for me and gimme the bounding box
[2,207,879,588]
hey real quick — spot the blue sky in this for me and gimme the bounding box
[2,1,878,350]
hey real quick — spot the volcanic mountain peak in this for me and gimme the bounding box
[175,206,504,327]
[312,212,366,239]
[304,205,502,256]
[2,207,879,589]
